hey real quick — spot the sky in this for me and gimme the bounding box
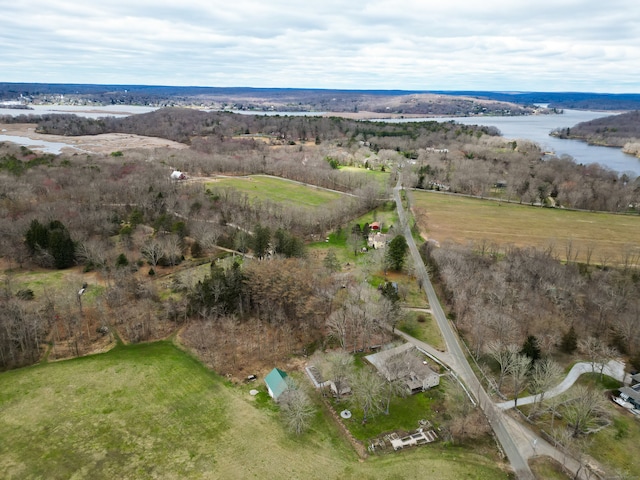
[2,0,639,92]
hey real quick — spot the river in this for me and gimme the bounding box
[380,109,640,176]
[1,105,639,175]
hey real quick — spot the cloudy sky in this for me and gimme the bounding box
[2,0,639,92]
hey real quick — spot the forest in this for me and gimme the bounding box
[551,110,640,158]
[0,108,639,378]
[3,106,640,479]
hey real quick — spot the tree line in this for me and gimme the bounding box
[420,241,640,370]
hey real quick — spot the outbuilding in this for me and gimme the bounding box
[264,368,289,402]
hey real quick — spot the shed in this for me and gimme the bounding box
[265,368,289,402]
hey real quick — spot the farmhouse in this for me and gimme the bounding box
[365,343,439,394]
[264,368,289,402]
[367,232,389,249]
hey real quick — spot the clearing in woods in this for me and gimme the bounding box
[412,191,640,266]
[206,175,345,209]
[0,341,510,480]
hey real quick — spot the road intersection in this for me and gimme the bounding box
[392,181,600,480]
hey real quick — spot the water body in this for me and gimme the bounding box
[381,110,640,176]
[0,133,86,155]
[5,104,159,118]
[0,105,159,154]
[2,105,638,174]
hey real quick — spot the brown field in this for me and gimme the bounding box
[412,191,640,266]
[0,123,188,154]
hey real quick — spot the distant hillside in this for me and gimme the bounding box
[550,111,640,155]
[435,91,640,111]
[3,82,639,114]
[0,83,539,116]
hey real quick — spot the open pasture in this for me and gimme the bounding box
[0,341,509,479]
[207,175,344,209]
[412,191,640,266]
[338,165,391,189]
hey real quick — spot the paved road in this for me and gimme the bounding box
[393,182,535,480]
[497,360,628,410]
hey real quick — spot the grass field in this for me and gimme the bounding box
[397,310,445,351]
[6,267,105,306]
[207,175,344,209]
[0,341,510,479]
[529,457,570,480]
[412,191,640,266]
[338,165,391,190]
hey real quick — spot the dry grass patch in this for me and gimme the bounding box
[413,191,640,266]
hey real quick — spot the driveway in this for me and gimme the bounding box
[497,360,627,410]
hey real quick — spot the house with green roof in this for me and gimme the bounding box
[265,368,289,402]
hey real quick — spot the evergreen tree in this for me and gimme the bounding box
[385,235,408,271]
[520,335,542,363]
[190,241,203,258]
[561,326,578,354]
[380,282,400,303]
[273,228,305,258]
[252,224,271,259]
[25,219,75,269]
[116,253,129,267]
[323,249,341,272]
[25,219,49,253]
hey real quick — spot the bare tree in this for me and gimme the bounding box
[445,374,490,442]
[280,378,316,435]
[326,307,349,350]
[349,368,385,424]
[563,385,609,438]
[488,341,519,394]
[322,351,355,403]
[509,353,531,409]
[529,357,563,415]
[141,238,164,267]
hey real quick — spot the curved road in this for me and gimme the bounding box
[394,181,535,479]
[497,360,627,410]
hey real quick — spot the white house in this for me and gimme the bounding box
[367,232,389,249]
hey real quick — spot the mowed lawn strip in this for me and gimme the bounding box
[0,341,510,480]
[413,191,640,265]
[208,175,344,209]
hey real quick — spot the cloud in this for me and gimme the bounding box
[1,0,639,92]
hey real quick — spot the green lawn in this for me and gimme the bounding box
[338,166,391,190]
[529,457,570,480]
[341,388,441,441]
[397,310,445,351]
[412,190,640,266]
[5,268,104,306]
[208,175,344,209]
[528,374,639,476]
[0,341,510,479]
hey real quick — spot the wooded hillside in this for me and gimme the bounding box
[552,110,640,148]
